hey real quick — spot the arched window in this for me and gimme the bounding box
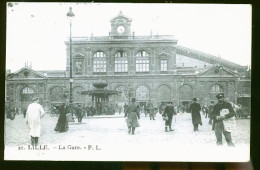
[94,51,106,58]
[136,50,149,72]
[21,87,35,102]
[136,85,150,101]
[115,51,128,72]
[93,51,106,72]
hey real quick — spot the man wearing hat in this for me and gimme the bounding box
[125,98,140,135]
[162,102,175,132]
[189,98,202,131]
[26,97,45,146]
[211,93,235,146]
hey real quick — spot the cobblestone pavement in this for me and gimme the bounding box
[5,112,250,147]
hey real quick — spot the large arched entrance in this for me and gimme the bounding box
[136,85,150,107]
[178,84,193,112]
[21,87,35,111]
[158,84,171,104]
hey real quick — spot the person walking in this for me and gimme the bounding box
[162,102,175,132]
[26,97,45,146]
[125,98,140,135]
[211,93,235,146]
[147,101,155,120]
[54,103,69,133]
[75,104,84,123]
[189,98,202,131]
[208,101,214,124]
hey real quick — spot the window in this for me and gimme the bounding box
[211,84,223,93]
[136,51,149,57]
[160,59,168,71]
[136,50,149,72]
[94,51,106,58]
[93,51,106,72]
[22,87,34,94]
[176,54,211,68]
[93,61,106,72]
[136,85,150,101]
[115,51,127,58]
[115,60,128,72]
[21,87,34,102]
[115,51,128,72]
[136,59,149,72]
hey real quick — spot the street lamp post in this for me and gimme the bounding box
[67,7,75,112]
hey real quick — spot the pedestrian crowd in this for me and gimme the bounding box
[123,93,237,147]
[5,93,244,147]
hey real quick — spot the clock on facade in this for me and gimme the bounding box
[117,26,125,33]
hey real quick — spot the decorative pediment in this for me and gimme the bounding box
[110,11,132,22]
[6,67,46,80]
[197,66,239,78]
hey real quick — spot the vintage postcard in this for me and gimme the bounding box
[5,2,251,162]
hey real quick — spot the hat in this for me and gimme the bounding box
[192,98,197,102]
[216,93,224,99]
[131,98,136,102]
[32,97,39,101]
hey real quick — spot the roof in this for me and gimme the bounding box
[110,11,132,22]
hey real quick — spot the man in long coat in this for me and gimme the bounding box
[162,102,175,132]
[125,98,140,135]
[75,104,84,123]
[189,98,202,131]
[211,93,235,146]
[26,97,45,146]
[147,101,155,120]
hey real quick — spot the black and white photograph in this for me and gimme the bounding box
[5,2,251,162]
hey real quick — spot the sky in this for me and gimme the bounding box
[6,3,252,72]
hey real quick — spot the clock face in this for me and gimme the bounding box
[117,26,125,33]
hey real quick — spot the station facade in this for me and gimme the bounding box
[5,11,251,112]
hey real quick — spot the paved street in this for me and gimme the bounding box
[5,112,250,146]
[4,112,250,161]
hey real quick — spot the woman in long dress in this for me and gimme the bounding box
[54,103,68,132]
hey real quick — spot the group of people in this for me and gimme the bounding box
[189,93,236,146]
[19,92,237,146]
[124,99,176,134]
[125,93,236,147]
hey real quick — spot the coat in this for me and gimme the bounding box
[54,105,68,132]
[211,101,235,130]
[190,102,202,125]
[26,102,45,137]
[162,105,175,124]
[125,103,140,127]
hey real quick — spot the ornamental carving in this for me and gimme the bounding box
[74,60,83,73]
[73,86,85,103]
